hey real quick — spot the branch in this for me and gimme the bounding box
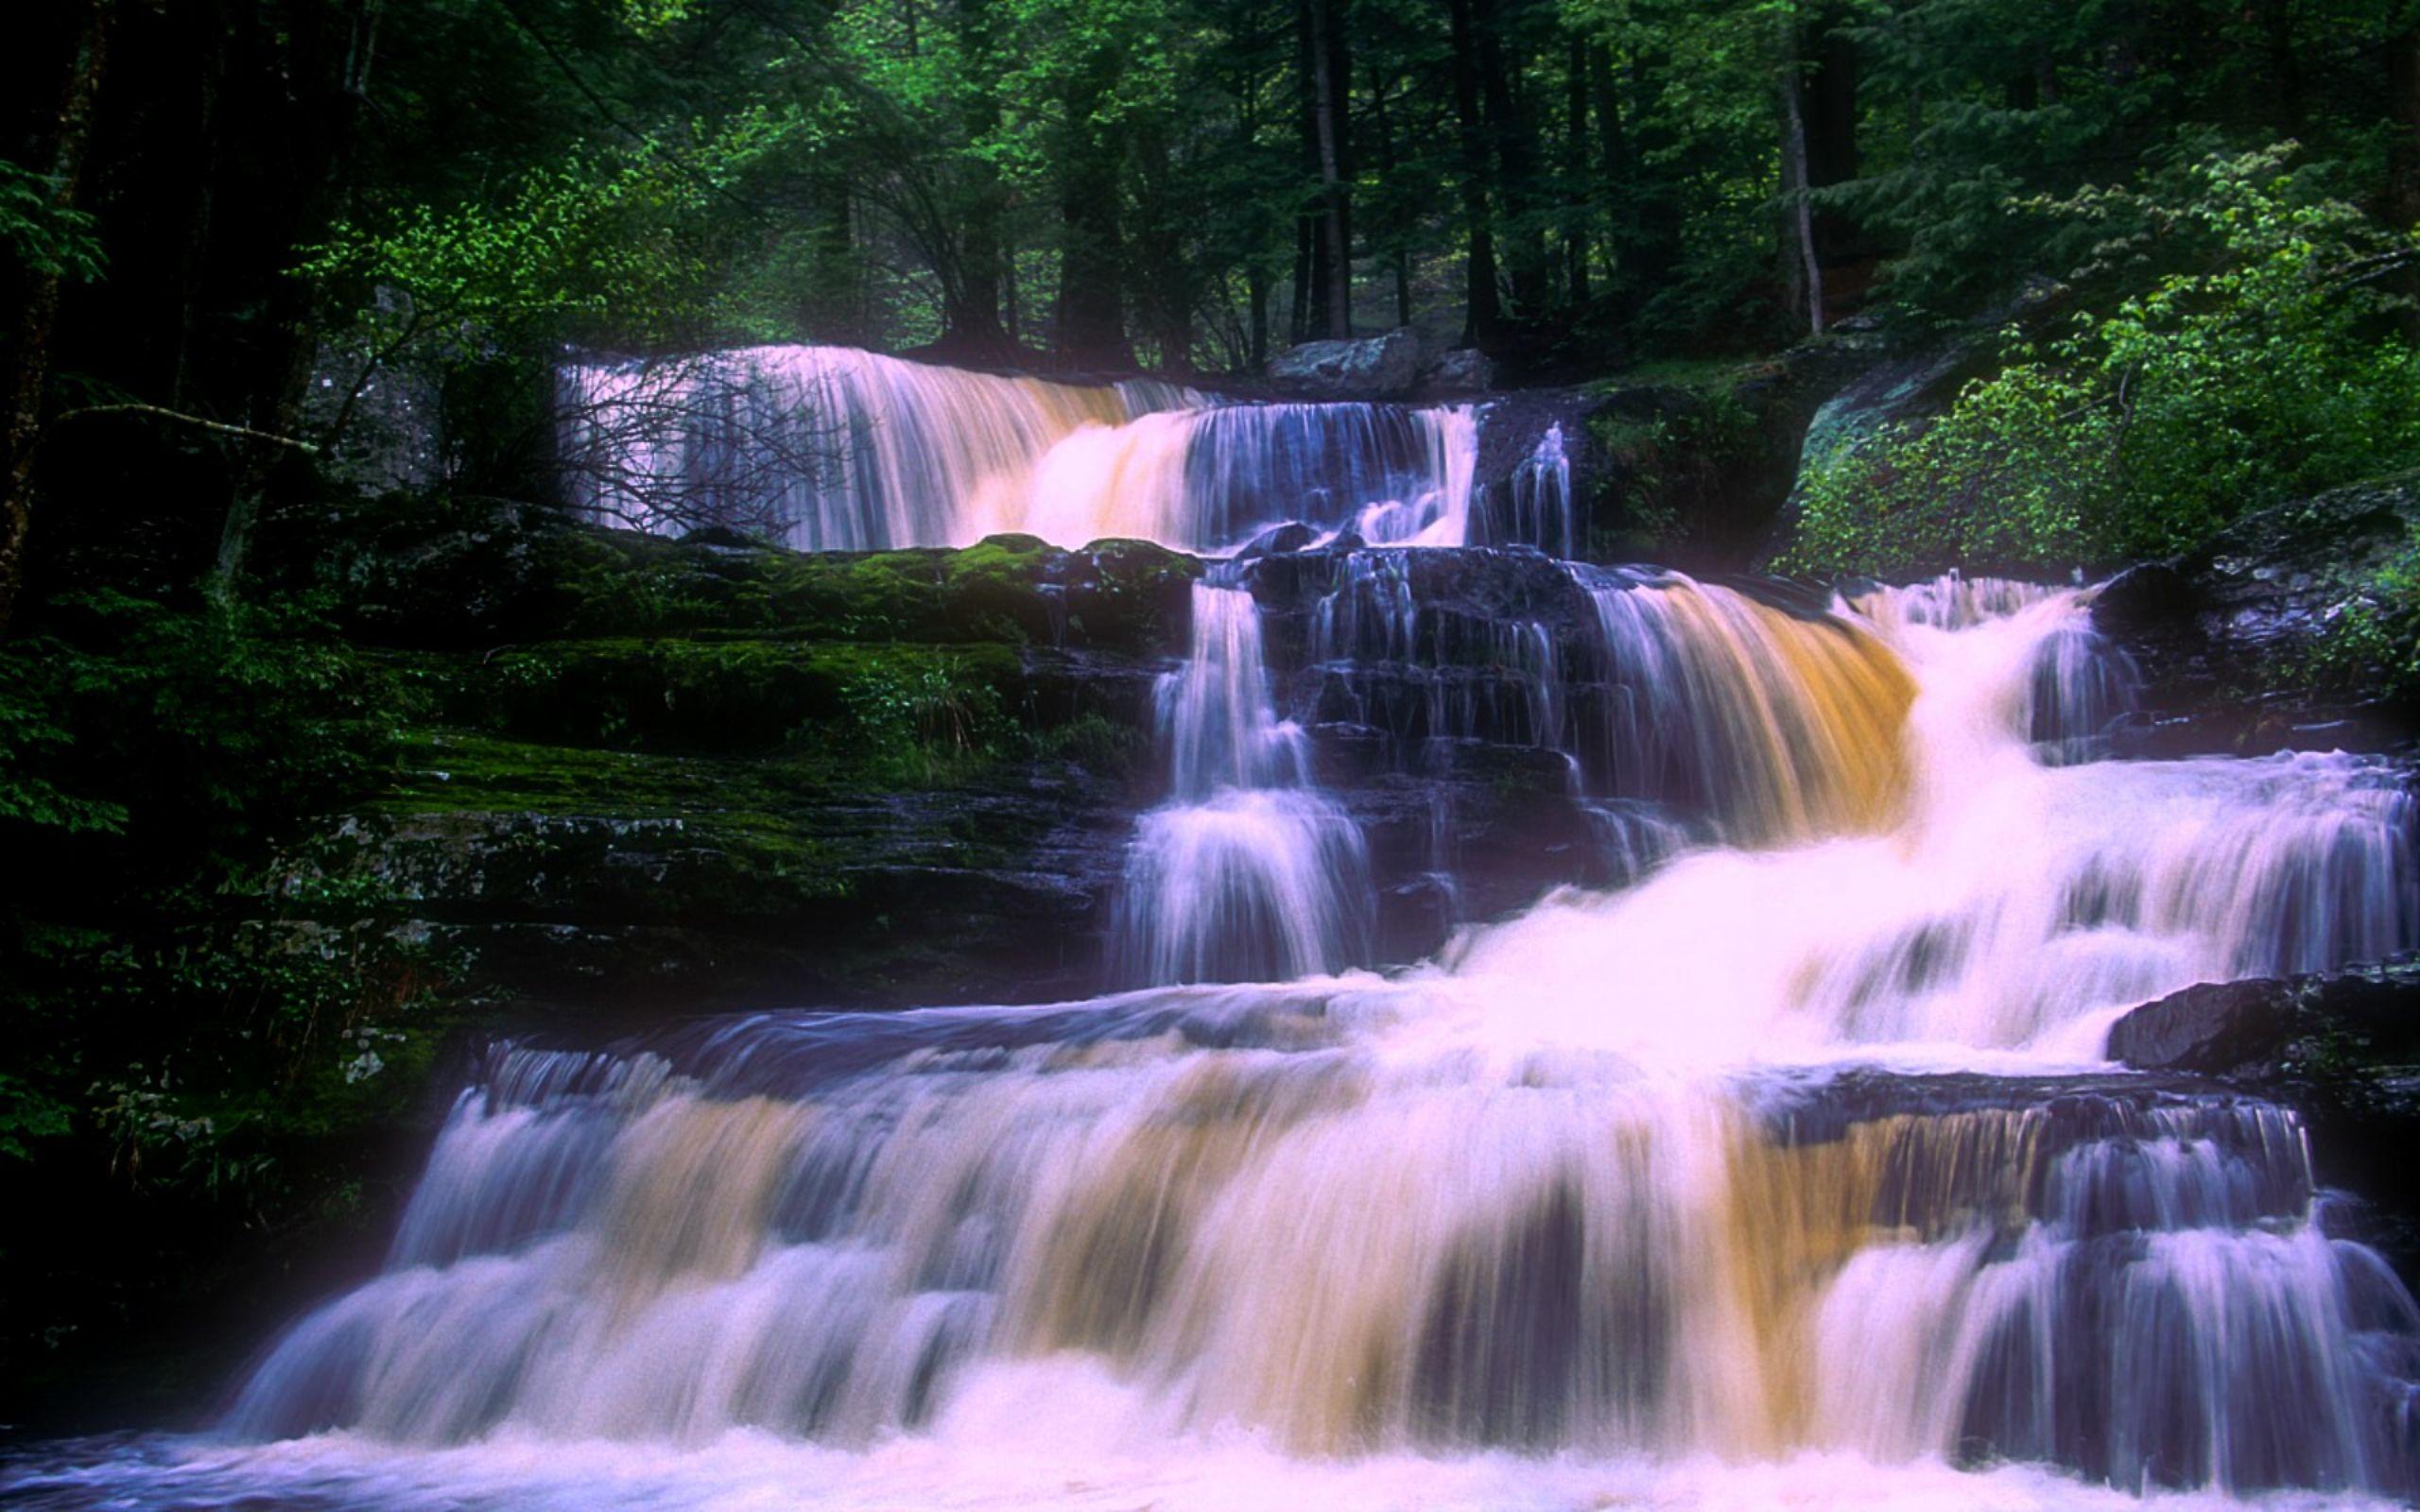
[49,404,321,454]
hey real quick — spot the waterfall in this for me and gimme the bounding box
[212,1033,2420,1502]
[1490,421,1575,559]
[558,345,1482,553]
[1111,578,1373,985]
[26,360,2420,1510]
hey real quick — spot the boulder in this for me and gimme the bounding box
[1422,348,1495,395]
[1266,327,1422,399]
[2108,959,2420,1079]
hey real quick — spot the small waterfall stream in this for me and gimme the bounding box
[15,346,2420,1512]
[1111,577,1374,985]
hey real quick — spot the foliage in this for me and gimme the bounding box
[0,155,104,283]
[2309,525,2420,704]
[303,113,796,351]
[0,591,419,1171]
[0,588,453,1386]
[1785,149,2420,577]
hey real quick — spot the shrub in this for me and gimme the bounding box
[1787,147,2420,578]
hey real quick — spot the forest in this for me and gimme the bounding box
[5,1,2420,1503]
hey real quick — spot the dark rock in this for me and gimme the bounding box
[1236,522,1322,559]
[296,762,1142,1014]
[679,525,761,550]
[2107,960,2420,1079]
[2093,472,2420,756]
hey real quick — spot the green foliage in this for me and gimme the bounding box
[1786,149,2420,577]
[2309,525,2420,703]
[840,653,1015,784]
[0,592,421,1185]
[1587,376,1772,555]
[303,124,785,352]
[0,156,105,283]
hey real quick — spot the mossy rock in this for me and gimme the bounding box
[287,490,1203,657]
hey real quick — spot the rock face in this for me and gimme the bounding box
[1265,326,1422,398]
[2108,960,2420,1269]
[2093,472,2420,756]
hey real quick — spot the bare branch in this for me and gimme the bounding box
[48,404,322,454]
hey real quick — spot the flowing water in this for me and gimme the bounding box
[558,345,1482,552]
[13,352,2420,1511]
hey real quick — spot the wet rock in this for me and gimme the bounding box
[1236,522,1322,559]
[295,765,1141,1013]
[2093,472,2420,756]
[1265,327,1421,399]
[2107,960,2420,1079]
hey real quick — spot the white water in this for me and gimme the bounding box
[1112,578,1374,984]
[1410,581,2411,1069]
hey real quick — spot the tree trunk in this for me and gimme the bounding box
[1052,103,1133,369]
[1476,0,1546,314]
[1367,67,1412,327]
[2391,20,2420,231]
[1803,5,1859,268]
[939,0,1012,361]
[1249,260,1270,370]
[0,0,112,637]
[1306,0,1352,336]
[1779,24,1825,336]
[1290,214,1314,343]
[1446,0,1502,349]
[1588,43,1629,300]
[2389,20,2420,340]
[1564,34,1590,304]
[221,0,381,594]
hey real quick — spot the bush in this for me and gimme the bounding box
[1786,147,2420,578]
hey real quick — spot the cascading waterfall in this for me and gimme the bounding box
[558,345,1485,553]
[1111,578,1373,985]
[20,376,2420,1510]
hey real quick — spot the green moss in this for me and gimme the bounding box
[542,531,1196,652]
[424,638,1025,756]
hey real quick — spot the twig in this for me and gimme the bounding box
[47,404,321,454]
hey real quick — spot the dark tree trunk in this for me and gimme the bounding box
[1802,4,1860,268]
[1588,42,1629,301]
[1476,0,1547,314]
[1623,50,1683,301]
[939,0,1013,361]
[1306,0,1352,336]
[0,0,112,637]
[1249,261,1270,370]
[1446,0,1502,349]
[1291,213,1314,342]
[806,175,859,341]
[2389,20,2420,339]
[222,0,380,590]
[1564,34,1590,304]
[1367,65,1411,327]
[2391,20,2420,231]
[1053,105,1133,369]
